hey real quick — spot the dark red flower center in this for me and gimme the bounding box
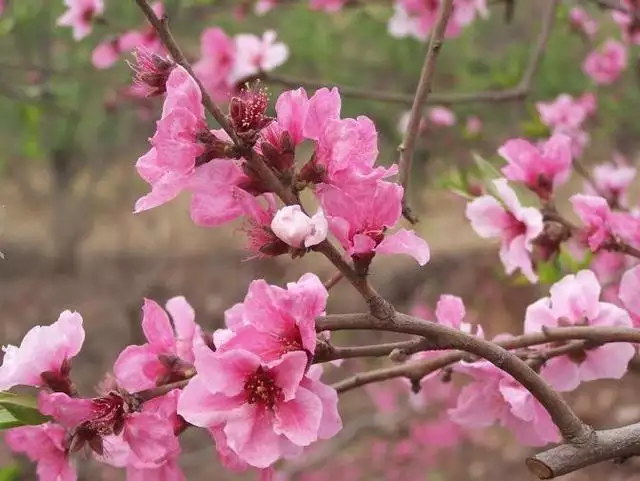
[244,366,282,409]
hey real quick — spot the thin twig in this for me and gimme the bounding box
[323,271,344,290]
[397,0,454,223]
[317,312,593,444]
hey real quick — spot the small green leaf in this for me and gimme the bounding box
[471,152,502,181]
[0,392,49,426]
[536,258,564,285]
[520,118,551,139]
[0,465,21,481]
[0,407,23,430]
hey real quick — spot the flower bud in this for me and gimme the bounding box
[270,205,328,248]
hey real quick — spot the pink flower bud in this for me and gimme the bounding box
[270,205,328,248]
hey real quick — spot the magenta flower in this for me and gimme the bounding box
[114,297,199,391]
[448,361,559,446]
[270,205,328,249]
[194,28,236,102]
[215,273,327,362]
[583,39,628,85]
[466,179,543,282]
[302,87,341,141]
[177,348,323,468]
[5,423,77,481]
[0,310,84,392]
[231,31,289,84]
[57,0,104,41]
[498,133,573,199]
[569,7,598,39]
[128,48,176,98]
[318,181,430,266]
[524,270,634,391]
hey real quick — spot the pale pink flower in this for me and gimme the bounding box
[569,7,598,39]
[255,0,278,15]
[586,157,637,208]
[57,0,104,41]
[612,0,640,44]
[177,348,324,468]
[40,391,179,462]
[275,88,311,145]
[5,423,76,481]
[270,205,328,248]
[465,116,482,136]
[118,2,165,56]
[583,39,628,85]
[448,361,559,446]
[0,310,84,391]
[466,179,543,282]
[570,194,616,251]
[193,28,236,102]
[427,106,456,127]
[524,270,635,391]
[231,30,289,84]
[620,265,640,327]
[499,133,573,199]
[318,181,430,265]
[215,273,327,362]
[92,39,121,69]
[435,294,483,336]
[309,0,347,11]
[536,93,595,131]
[114,297,199,391]
[388,4,426,40]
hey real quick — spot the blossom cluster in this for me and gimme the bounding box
[0,275,341,480]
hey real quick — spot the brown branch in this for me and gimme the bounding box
[132,0,239,144]
[527,422,640,479]
[397,0,454,223]
[323,271,344,290]
[329,325,640,392]
[134,378,191,403]
[317,312,593,444]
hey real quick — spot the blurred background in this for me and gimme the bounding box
[1,0,640,479]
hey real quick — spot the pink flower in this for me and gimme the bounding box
[304,117,397,189]
[465,116,482,136]
[177,348,324,468]
[57,0,104,41]
[275,88,311,145]
[569,7,598,39]
[582,39,628,85]
[466,179,543,282]
[524,270,635,391]
[499,133,573,199]
[114,297,199,391]
[570,194,616,251]
[270,205,328,248]
[215,273,327,362]
[388,4,425,40]
[435,294,483,336]
[309,0,348,11]
[193,28,236,102]
[536,93,595,131]
[620,265,640,326]
[92,39,121,69]
[40,390,179,462]
[612,0,640,44]
[427,106,456,127]
[5,423,77,481]
[448,361,559,446]
[231,31,289,84]
[302,87,341,141]
[118,2,166,56]
[586,157,637,208]
[318,181,430,266]
[255,0,277,15]
[129,48,176,98]
[0,310,84,391]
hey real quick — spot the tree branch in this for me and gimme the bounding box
[527,422,640,479]
[317,312,593,444]
[397,0,454,223]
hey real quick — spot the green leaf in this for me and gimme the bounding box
[520,118,551,139]
[0,465,21,481]
[0,392,49,426]
[536,258,565,285]
[0,407,23,430]
[471,152,501,181]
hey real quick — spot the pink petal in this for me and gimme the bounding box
[198,348,261,397]
[524,298,558,333]
[38,392,94,429]
[124,411,179,463]
[113,344,164,391]
[465,195,508,238]
[300,375,342,439]
[303,87,341,140]
[435,295,465,329]
[177,375,241,428]
[274,387,323,446]
[549,270,601,322]
[580,343,635,382]
[620,265,640,317]
[141,298,176,352]
[165,296,197,362]
[376,228,430,265]
[540,357,581,392]
[269,351,308,401]
[275,88,309,145]
[224,404,282,468]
